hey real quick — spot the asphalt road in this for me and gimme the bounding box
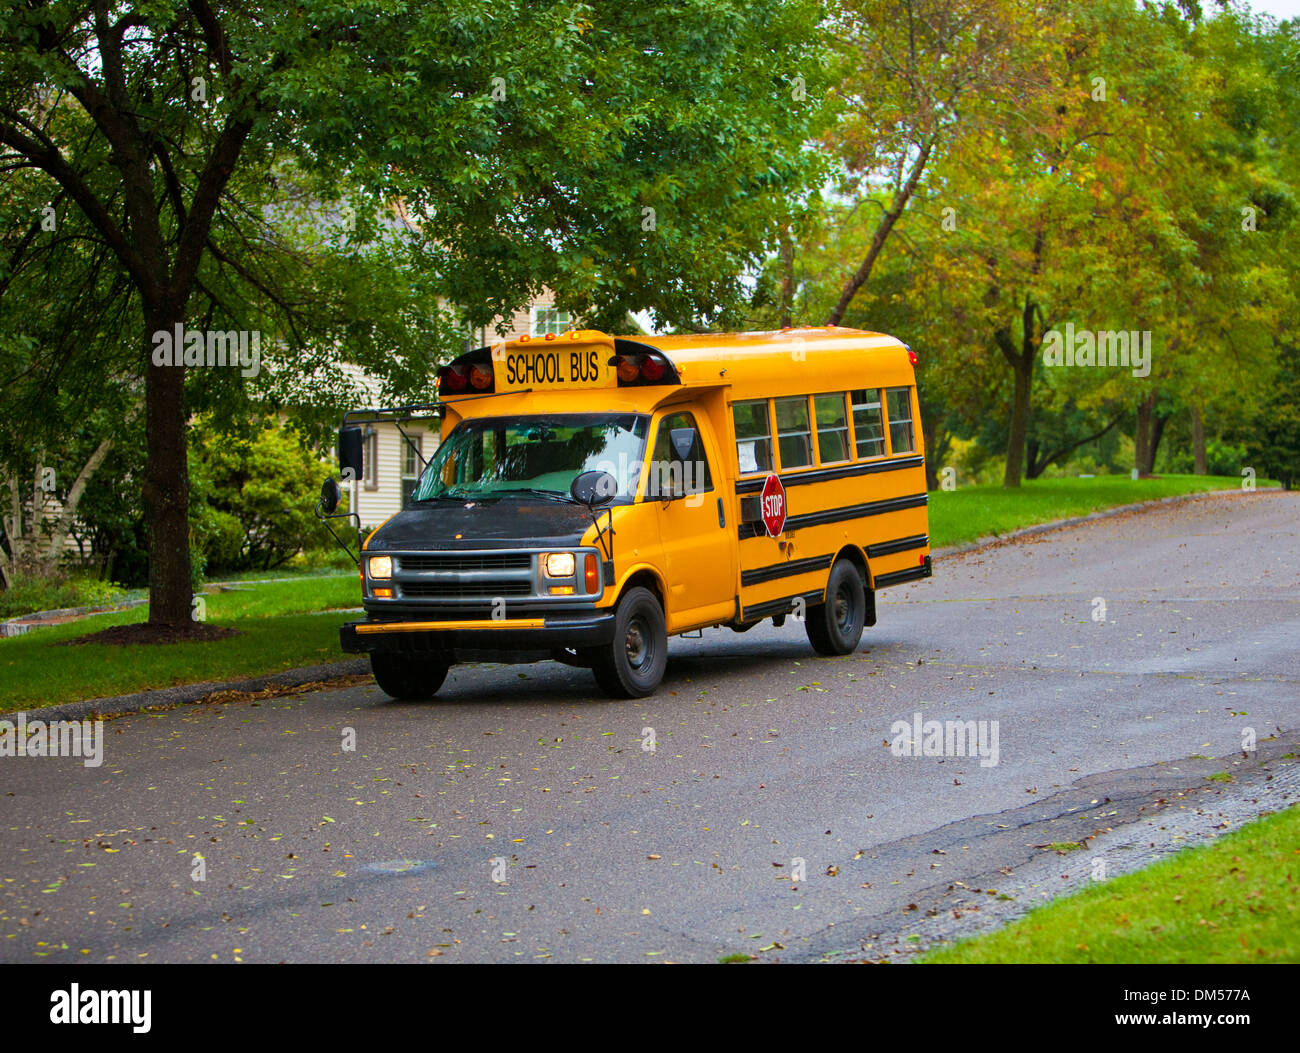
[2,490,1297,963]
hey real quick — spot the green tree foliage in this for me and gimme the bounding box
[1246,343,1300,490]
[189,420,338,573]
[793,0,1298,488]
[0,0,832,627]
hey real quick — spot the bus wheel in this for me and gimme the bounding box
[370,653,450,700]
[805,560,866,656]
[591,587,667,698]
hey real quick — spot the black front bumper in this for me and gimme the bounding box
[340,610,617,663]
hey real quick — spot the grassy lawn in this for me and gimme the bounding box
[921,804,1300,963]
[0,577,360,714]
[928,473,1253,549]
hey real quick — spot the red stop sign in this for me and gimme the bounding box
[760,473,787,537]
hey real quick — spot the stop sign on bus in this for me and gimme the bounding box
[760,473,787,537]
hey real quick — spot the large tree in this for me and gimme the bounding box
[820,0,1038,326]
[0,0,830,630]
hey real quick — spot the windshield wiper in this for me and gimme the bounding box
[496,487,576,504]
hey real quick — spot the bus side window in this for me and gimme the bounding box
[775,396,812,469]
[814,393,850,464]
[885,387,916,454]
[851,389,885,459]
[732,401,772,475]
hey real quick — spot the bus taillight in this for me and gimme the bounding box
[615,355,641,382]
[440,365,468,393]
[640,356,666,382]
[613,351,676,386]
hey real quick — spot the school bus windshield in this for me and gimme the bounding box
[411,413,649,502]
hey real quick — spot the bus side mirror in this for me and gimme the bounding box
[320,477,342,515]
[571,470,618,507]
[339,426,364,481]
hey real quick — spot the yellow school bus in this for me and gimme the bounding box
[330,327,931,698]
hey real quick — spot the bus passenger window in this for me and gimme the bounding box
[775,397,812,469]
[732,401,772,475]
[850,390,885,459]
[885,387,916,454]
[814,394,850,464]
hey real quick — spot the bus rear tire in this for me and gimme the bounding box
[591,587,667,698]
[805,560,866,656]
[370,653,450,700]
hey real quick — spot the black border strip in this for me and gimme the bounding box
[866,533,930,558]
[741,590,825,623]
[739,491,928,540]
[874,564,931,588]
[735,454,924,494]
[740,553,833,588]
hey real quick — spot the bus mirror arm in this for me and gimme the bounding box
[589,505,615,563]
[314,478,361,568]
[569,470,618,562]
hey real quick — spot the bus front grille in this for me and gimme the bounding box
[398,581,533,599]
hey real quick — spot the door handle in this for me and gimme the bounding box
[717,497,726,529]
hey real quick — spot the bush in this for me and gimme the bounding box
[1162,438,1249,478]
[189,420,340,575]
[0,575,126,620]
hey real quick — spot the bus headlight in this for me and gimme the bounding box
[369,555,393,579]
[543,552,575,578]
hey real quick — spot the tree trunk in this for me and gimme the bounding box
[924,423,947,491]
[1134,391,1157,476]
[1148,412,1169,473]
[142,310,195,627]
[825,139,933,326]
[1003,358,1032,488]
[1191,404,1207,475]
[38,432,122,575]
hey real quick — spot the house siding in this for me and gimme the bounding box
[350,423,440,532]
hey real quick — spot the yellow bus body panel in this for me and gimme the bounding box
[438,327,930,632]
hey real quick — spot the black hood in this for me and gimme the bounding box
[366,498,600,551]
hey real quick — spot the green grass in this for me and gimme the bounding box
[921,805,1300,963]
[0,576,361,713]
[928,473,1252,549]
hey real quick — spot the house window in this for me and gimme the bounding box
[531,307,572,336]
[732,401,772,476]
[850,390,885,459]
[400,433,423,508]
[363,428,379,491]
[774,396,812,470]
[814,393,850,465]
[885,387,916,454]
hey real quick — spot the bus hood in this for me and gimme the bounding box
[364,498,599,551]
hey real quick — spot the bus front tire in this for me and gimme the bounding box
[591,587,667,698]
[805,560,867,656]
[370,653,450,700]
